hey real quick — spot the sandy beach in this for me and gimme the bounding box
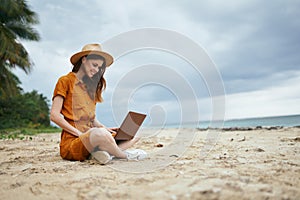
[0,127,299,200]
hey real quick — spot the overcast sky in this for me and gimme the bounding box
[14,0,300,127]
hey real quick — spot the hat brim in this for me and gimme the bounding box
[70,50,114,67]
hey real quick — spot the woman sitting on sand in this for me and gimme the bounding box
[50,43,147,164]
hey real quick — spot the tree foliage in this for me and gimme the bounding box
[0,90,50,129]
[0,0,40,98]
[0,65,23,98]
[0,1,50,129]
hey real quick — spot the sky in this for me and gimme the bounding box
[14,0,300,127]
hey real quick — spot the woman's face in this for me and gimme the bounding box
[82,57,104,78]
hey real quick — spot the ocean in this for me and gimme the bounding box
[199,114,300,128]
[160,114,300,129]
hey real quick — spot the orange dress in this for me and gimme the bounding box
[53,72,97,161]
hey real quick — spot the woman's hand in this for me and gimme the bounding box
[107,127,119,137]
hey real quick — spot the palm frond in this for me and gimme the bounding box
[0,0,40,98]
[5,21,40,41]
[0,0,39,25]
[0,63,22,98]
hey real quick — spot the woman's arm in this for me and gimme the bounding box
[93,118,118,136]
[50,95,82,137]
[92,118,105,128]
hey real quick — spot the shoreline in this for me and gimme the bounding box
[145,125,300,131]
[198,125,300,131]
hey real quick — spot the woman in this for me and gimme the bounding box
[50,43,147,164]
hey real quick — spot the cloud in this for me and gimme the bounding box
[225,71,300,119]
[172,1,300,79]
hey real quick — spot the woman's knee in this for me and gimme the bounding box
[90,128,113,142]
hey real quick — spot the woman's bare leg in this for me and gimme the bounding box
[88,128,127,158]
[117,137,140,150]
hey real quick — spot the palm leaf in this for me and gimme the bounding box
[0,63,22,98]
[0,0,40,98]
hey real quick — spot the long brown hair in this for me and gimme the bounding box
[72,54,106,102]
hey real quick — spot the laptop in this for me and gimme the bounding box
[114,111,147,141]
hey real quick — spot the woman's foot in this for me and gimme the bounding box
[125,149,147,161]
[92,151,112,165]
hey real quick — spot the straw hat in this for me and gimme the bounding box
[70,43,113,67]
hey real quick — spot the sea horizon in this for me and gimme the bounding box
[150,114,300,129]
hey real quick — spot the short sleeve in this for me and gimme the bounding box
[52,76,69,100]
